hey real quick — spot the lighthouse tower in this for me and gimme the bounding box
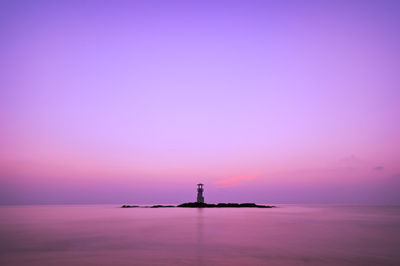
[197,183,204,203]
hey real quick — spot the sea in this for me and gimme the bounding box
[0,204,399,266]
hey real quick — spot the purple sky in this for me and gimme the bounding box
[1,0,400,204]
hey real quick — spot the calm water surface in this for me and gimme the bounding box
[0,205,399,265]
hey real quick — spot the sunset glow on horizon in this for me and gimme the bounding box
[1,0,399,204]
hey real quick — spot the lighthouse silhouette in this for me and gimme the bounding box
[197,183,204,203]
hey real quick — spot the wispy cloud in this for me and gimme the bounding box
[373,166,384,171]
[215,173,261,187]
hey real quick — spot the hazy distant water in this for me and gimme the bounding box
[1,205,399,266]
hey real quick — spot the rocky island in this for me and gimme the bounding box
[121,184,275,208]
[122,202,274,208]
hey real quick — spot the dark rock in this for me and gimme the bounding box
[177,202,275,208]
[239,203,273,208]
[177,202,216,208]
[216,203,240,207]
[122,202,275,208]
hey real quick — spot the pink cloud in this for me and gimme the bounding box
[214,173,261,187]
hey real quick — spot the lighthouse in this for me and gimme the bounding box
[197,183,204,203]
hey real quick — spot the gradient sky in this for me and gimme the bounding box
[1,0,400,204]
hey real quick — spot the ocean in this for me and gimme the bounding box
[1,204,399,265]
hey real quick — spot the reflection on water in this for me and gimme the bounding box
[0,205,400,265]
[197,208,204,266]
